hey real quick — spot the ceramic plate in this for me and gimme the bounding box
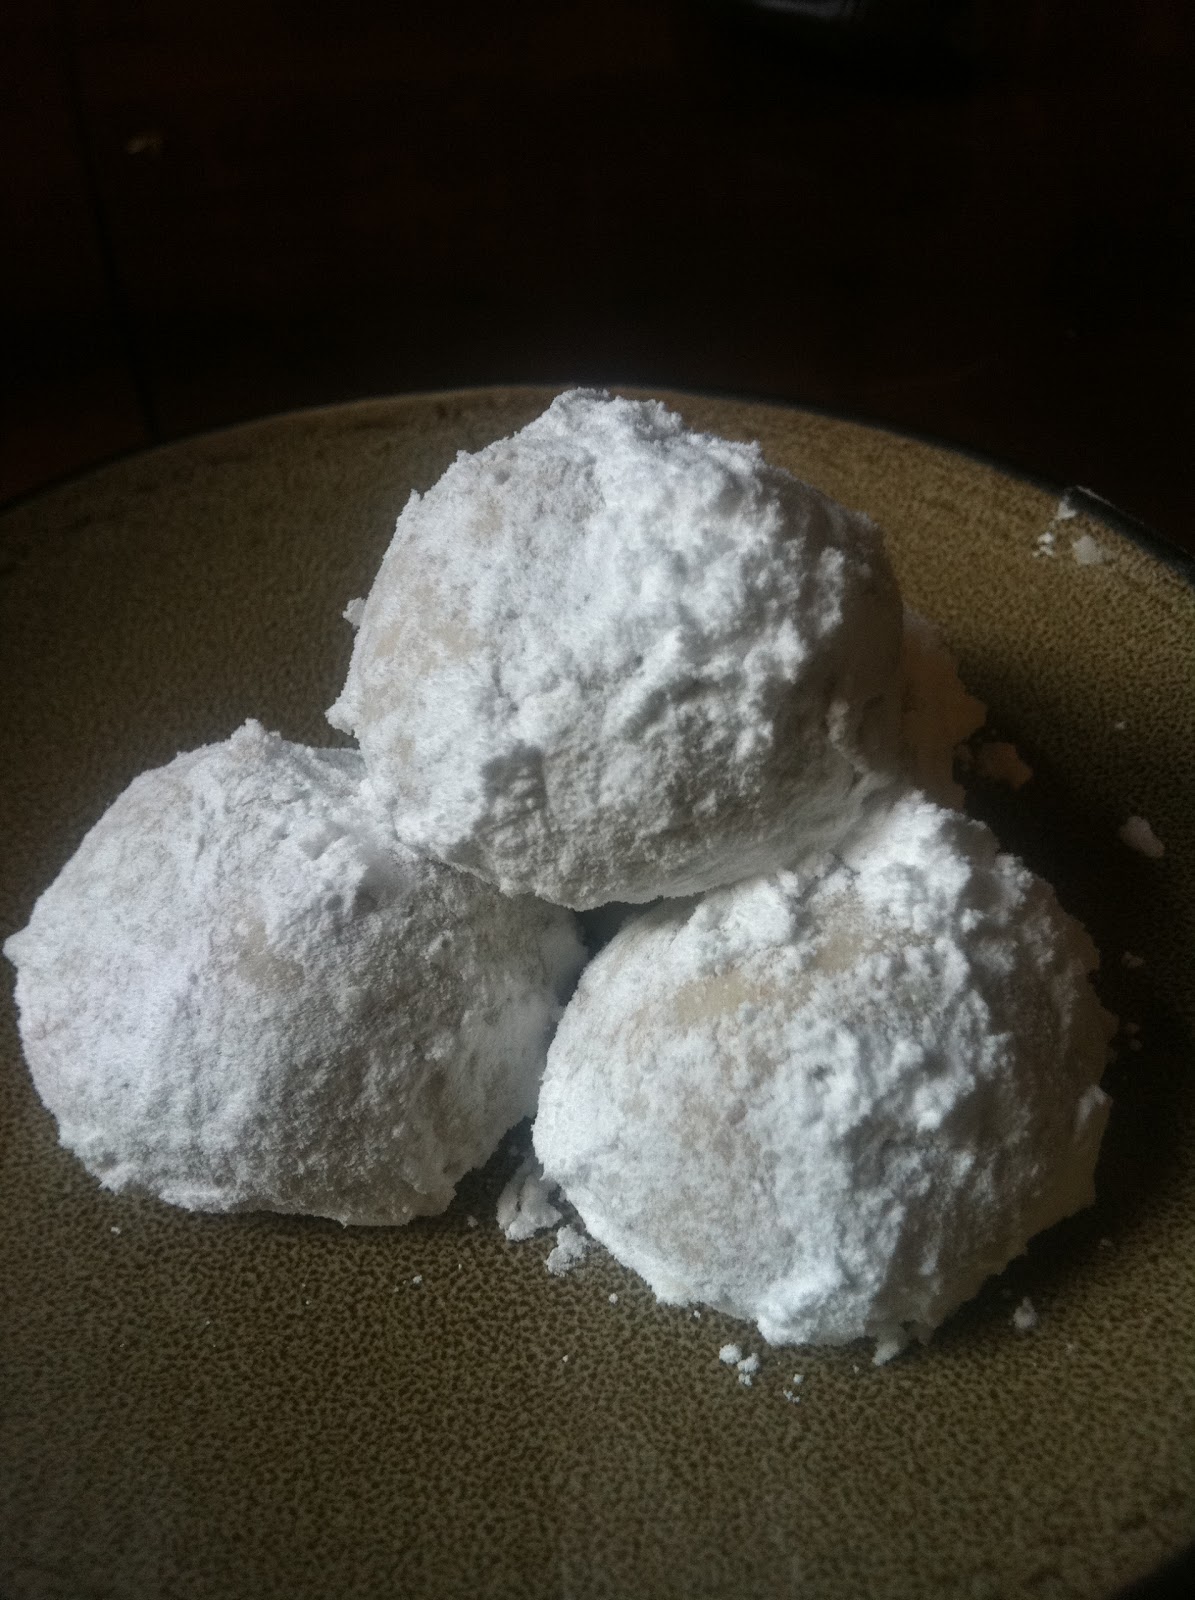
[1,388,1192,1600]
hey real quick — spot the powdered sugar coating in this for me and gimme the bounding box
[328,390,903,908]
[4,721,585,1225]
[896,609,986,808]
[534,793,1114,1358]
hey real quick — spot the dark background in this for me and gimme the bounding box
[3,0,1194,551]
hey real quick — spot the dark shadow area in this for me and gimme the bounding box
[3,0,1194,541]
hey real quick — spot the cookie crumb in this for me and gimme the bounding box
[1012,1297,1038,1333]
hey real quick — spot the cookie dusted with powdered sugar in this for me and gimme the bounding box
[5,721,585,1225]
[328,389,904,909]
[534,793,1114,1361]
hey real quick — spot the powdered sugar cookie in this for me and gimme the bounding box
[534,792,1113,1360]
[329,390,904,908]
[5,721,585,1225]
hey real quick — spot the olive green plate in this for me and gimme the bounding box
[1,389,1192,1600]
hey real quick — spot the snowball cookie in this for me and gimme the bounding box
[4,721,585,1226]
[534,793,1115,1360]
[328,389,904,909]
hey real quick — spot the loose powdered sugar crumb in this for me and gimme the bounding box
[1012,1297,1039,1333]
[736,1352,760,1386]
[1071,533,1109,566]
[496,1157,562,1242]
[545,1225,591,1276]
[719,1344,743,1366]
[1119,816,1165,858]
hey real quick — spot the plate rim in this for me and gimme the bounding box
[5,383,1193,590]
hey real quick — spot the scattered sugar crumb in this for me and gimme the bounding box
[738,1371,754,1387]
[872,1330,909,1366]
[466,1214,479,1228]
[608,1293,619,1304]
[1033,492,1082,556]
[1119,816,1165,858]
[545,1224,591,1276]
[791,1374,804,1385]
[1072,533,1108,566]
[782,1389,801,1404]
[1113,719,1127,732]
[735,1352,760,1387]
[1121,951,1145,970]
[110,1226,121,1235]
[974,740,1033,790]
[1012,1297,1038,1333]
[561,1354,569,1363]
[692,1310,701,1320]
[410,1274,422,1286]
[719,1343,743,1366]
[342,597,366,629]
[496,1156,562,1241]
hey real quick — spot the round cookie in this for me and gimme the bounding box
[534,792,1114,1360]
[328,389,904,908]
[4,720,585,1225]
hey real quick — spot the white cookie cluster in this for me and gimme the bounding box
[6,392,1112,1362]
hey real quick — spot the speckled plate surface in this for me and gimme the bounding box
[1,388,1192,1600]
